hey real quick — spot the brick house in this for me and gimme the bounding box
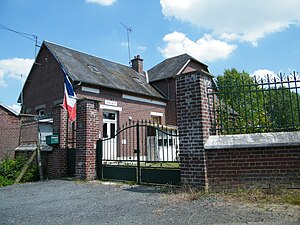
[21,41,166,125]
[0,103,20,160]
[148,53,211,125]
[19,41,213,179]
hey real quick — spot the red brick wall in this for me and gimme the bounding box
[206,146,300,189]
[0,107,20,160]
[176,72,214,188]
[19,119,38,144]
[76,99,100,179]
[76,84,166,131]
[23,45,64,115]
[150,79,177,126]
[48,106,68,178]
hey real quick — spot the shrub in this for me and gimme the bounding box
[0,156,39,187]
[21,164,39,182]
[0,175,14,187]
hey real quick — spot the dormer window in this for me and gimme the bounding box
[87,65,100,73]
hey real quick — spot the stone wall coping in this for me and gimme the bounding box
[204,131,300,149]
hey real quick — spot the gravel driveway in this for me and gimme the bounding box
[0,180,299,225]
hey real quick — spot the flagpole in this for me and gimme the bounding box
[66,108,69,153]
[61,66,77,176]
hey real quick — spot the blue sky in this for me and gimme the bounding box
[1,0,300,112]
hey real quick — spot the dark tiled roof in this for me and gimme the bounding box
[44,41,164,99]
[147,53,208,82]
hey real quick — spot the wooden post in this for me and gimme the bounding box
[15,149,37,184]
[37,139,44,181]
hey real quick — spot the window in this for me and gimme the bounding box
[103,123,108,138]
[37,109,45,116]
[150,112,163,125]
[110,123,115,137]
[88,65,100,73]
[151,116,161,125]
[103,112,116,120]
[35,104,46,115]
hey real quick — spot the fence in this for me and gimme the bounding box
[101,120,179,164]
[208,72,300,135]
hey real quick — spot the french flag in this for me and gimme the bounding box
[62,71,77,122]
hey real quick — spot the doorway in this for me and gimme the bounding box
[102,111,117,160]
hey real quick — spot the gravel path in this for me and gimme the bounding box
[0,180,299,225]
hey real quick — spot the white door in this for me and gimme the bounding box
[102,111,117,160]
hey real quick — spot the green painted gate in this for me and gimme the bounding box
[96,121,180,185]
[67,148,76,177]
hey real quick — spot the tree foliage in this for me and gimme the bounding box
[215,68,300,134]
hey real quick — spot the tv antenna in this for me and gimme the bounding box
[0,24,40,59]
[121,22,132,65]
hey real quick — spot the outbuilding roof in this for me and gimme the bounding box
[147,53,209,82]
[0,102,19,116]
[44,41,164,99]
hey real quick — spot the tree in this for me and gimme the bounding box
[216,68,269,134]
[265,87,300,131]
[216,69,300,134]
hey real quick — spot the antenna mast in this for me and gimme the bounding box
[121,22,132,66]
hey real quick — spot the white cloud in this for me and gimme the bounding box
[160,0,300,45]
[0,70,7,87]
[0,58,33,81]
[252,69,300,90]
[252,69,277,78]
[160,31,236,62]
[137,46,147,51]
[121,41,129,47]
[86,0,116,6]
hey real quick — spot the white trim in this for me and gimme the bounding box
[100,104,122,112]
[35,104,46,111]
[53,99,63,106]
[82,86,100,94]
[177,59,191,75]
[150,112,163,117]
[122,94,166,106]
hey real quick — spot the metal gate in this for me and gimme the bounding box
[96,121,180,185]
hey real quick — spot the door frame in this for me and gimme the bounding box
[102,110,118,160]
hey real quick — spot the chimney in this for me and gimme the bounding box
[131,55,143,74]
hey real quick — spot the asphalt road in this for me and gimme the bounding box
[0,180,299,225]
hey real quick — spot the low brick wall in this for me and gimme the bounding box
[204,132,300,190]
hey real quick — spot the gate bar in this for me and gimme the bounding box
[136,122,141,184]
[96,139,103,179]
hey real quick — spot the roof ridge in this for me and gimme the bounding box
[44,41,132,70]
[147,53,209,82]
[147,53,191,81]
[42,41,164,99]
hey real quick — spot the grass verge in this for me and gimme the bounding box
[162,185,300,206]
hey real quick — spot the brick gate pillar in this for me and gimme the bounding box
[76,99,100,180]
[49,105,68,178]
[176,71,213,189]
